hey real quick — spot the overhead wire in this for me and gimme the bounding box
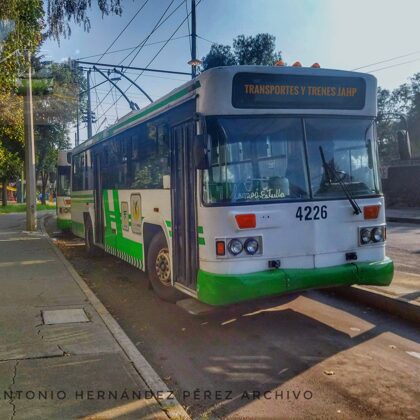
[352,49,420,71]
[96,0,150,64]
[96,0,204,129]
[366,57,420,74]
[123,0,178,68]
[93,0,184,123]
[78,35,190,60]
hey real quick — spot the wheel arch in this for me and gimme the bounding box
[143,222,166,272]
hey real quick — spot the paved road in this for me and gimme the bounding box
[387,222,420,274]
[45,216,420,419]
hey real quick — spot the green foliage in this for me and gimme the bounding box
[233,34,282,66]
[0,93,24,183]
[32,59,85,203]
[46,0,123,42]
[202,33,282,71]
[377,73,420,162]
[0,0,44,92]
[0,203,55,214]
[201,44,237,70]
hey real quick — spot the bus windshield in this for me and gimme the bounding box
[202,116,380,205]
[57,166,71,197]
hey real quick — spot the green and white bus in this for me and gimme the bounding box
[56,150,72,230]
[70,65,393,305]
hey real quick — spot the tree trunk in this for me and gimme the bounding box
[41,171,47,205]
[1,180,7,207]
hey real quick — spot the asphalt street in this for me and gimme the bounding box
[45,216,420,419]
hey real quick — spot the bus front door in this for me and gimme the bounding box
[93,153,104,244]
[171,121,198,292]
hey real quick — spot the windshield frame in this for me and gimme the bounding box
[201,114,382,207]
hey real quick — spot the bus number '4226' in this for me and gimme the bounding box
[296,205,328,221]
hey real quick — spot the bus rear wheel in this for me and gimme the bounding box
[147,232,183,303]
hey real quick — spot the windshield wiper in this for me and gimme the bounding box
[319,146,362,215]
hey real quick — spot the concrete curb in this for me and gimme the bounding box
[332,285,420,325]
[40,215,190,420]
[386,217,420,225]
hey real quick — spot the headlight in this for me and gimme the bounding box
[228,239,243,256]
[244,238,259,255]
[371,227,384,242]
[360,228,371,244]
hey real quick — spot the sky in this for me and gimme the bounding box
[41,0,420,145]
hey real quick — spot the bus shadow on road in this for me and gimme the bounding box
[174,291,419,418]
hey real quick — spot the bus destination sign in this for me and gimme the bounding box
[232,73,366,110]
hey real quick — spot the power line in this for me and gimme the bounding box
[97,0,204,127]
[352,49,420,71]
[197,34,217,44]
[124,0,178,68]
[77,35,189,60]
[366,57,420,74]
[96,0,150,64]
[93,0,184,118]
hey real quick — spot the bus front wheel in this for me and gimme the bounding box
[147,233,183,303]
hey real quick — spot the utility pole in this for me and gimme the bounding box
[24,51,37,231]
[76,101,80,146]
[191,0,197,78]
[86,69,92,139]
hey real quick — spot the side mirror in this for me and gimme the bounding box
[194,134,209,170]
[397,130,411,160]
[367,139,373,169]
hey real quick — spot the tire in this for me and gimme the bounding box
[147,232,183,303]
[84,217,100,257]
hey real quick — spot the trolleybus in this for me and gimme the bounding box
[70,65,393,305]
[56,150,72,230]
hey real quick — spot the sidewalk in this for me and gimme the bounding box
[333,271,420,325]
[386,207,420,224]
[0,213,187,420]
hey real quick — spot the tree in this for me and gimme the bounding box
[32,60,84,203]
[201,44,237,70]
[46,0,123,41]
[0,0,43,93]
[201,33,282,71]
[233,34,281,66]
[377,72,420,162]
[0,93,24,206]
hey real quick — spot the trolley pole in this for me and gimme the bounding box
[87,69,92,139]
[24,51,37,231]
[191,0,197,78]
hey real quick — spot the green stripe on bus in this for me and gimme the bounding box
[57,218,71,230]
[197,226,204,234]
[198,237,205,246]
[197,258,394,306]
[165,220,172,227]
[71,220,85,237]
[103,189,144,264]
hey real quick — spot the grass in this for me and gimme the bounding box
[0,203,56,214]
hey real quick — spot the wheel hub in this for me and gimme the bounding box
[155,249,171,286]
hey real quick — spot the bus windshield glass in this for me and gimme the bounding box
[57,166,71,196]
[202,116,381,205]
[305,118,380,198]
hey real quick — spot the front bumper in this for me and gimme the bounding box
[197,257,394,306]
[57,218,72,230]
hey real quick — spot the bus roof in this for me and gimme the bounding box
[73,65,377,155]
